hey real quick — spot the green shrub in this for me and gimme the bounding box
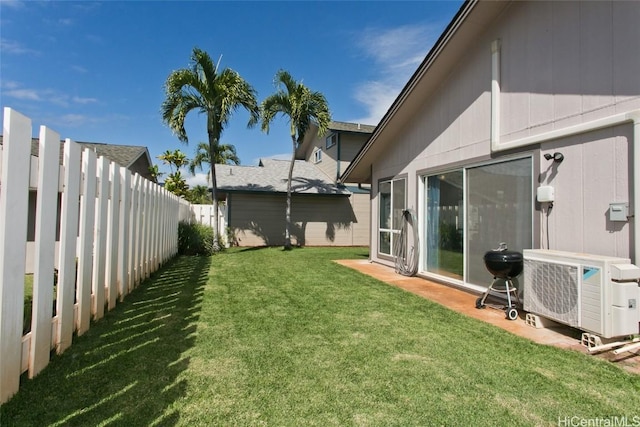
[178,221,216,256]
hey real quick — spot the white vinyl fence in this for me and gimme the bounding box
[0,108,191,403]
[188,204,228,247]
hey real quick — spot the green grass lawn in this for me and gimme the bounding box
[2,247,639,426]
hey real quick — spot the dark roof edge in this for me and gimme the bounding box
[219,189,351,197]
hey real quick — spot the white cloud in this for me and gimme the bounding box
[185,172,209,188]
[0,38,39,55]
[358,25,432,70]
[350,23,441,124]
[352,81,398,126]
[2,81,98,107]
[0,1,25,10]
[1,80,20,90]
[5,88,41,101]
[72,96,97,104]
[59,113,96,127]
[50,112,127,128]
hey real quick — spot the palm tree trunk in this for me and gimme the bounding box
[209,138,221,252]
[284,136,296,250]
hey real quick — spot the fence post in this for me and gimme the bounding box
[106,162,120,311]
[29,126,61,377]
[130,174,141,288]
[0,108,32,403]
[56,138,81,354]
[142,179,151,279]
[149,183,157,273]
[158,188,166,264]
[139,179,147,280]
[93,156,109,320]
[172,195,178,255]
[153,185,162,271]
[118,169,131,301]
[77,148,97,336]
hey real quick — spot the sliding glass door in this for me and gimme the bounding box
[425,171,463,280]
[466,158,532,286]
[423,157,532,287]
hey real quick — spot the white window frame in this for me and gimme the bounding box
[378,177,406,257]
[326,133,337,149]
[313,148,322,163]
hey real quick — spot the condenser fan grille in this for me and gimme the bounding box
[524,259,579,326]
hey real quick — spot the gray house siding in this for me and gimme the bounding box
[229,192,369,247]
[310,132,373,182]
[360,0,639,291]
[338,133,369,181]
[298,122,375,184]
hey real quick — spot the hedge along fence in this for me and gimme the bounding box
[0,108,192,403]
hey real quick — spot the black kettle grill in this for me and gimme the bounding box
[475,242,523,320]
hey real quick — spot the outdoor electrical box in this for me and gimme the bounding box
[537,186,555,203]
[609,203,629,222]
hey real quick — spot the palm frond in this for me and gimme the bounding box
[260,93,292,134]
[191,47,217,98]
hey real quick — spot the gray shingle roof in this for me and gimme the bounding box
[328,121,376,134]
[0,136,150,168]
[75,142,149,168]
[216,158,350,196]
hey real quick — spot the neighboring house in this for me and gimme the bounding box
[0,136,155,184]
[297,120,376,183]
[72,141,155,183]
[342,0,640,294]
[216,120,374,247]
[217,155,370,247]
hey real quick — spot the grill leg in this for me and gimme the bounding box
[505,279,513,308]
[504,279,519,320]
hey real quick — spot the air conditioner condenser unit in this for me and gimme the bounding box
[523,249,640,339]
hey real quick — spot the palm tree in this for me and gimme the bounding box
[158,149,189,173]
[162,47,259,251]
[189,141,240,183]
[157,149,190,198]
[186,184,211,204]
[164,170,189,198]
[148,164,163,182]
[260,70,331,250]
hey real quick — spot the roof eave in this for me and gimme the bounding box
[217,188,351,197]
[341,0,509,184]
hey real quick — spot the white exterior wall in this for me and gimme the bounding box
[370,1,640,267]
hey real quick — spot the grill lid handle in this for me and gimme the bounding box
[493,242,508,251]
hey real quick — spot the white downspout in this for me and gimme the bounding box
[490,39,640,263]
[633,111,640,264]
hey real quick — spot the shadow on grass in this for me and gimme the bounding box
[234,245,271,253]
[233,246,370,259]
[0,255,210,427]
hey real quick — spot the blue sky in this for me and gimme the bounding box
[1,0,463,185]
